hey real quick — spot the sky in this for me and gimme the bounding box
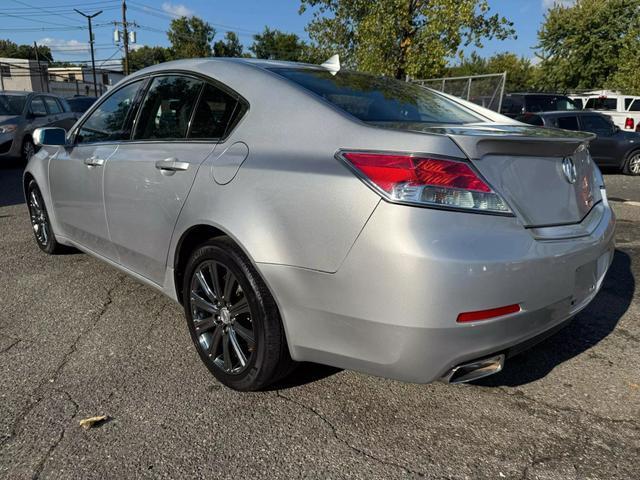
[0,0,574,69]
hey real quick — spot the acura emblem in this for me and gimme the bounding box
[561,157,577,184]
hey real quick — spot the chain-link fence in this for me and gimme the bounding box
[411,72,506,113]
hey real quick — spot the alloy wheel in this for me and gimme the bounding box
[28,187,49,246]
[189,260,255,375]
[23,141,35,161]
[629,153,640,175]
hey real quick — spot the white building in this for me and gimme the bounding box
[0,58,49,92]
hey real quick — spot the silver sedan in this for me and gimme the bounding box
[24,58,615,391]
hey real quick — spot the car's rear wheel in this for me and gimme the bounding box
[26,180,64,254]
[182,237,294,391]
[22,138,36,162]
[624,151,640,176]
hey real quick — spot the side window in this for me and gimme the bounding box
[581,115,614,135]
[44,97,62,114]
[556,116,579,131]
[629,100,640,112]
[133,75,203,140]
[77,80,143,144]
[189,83,242,139]
[30,97,47,116]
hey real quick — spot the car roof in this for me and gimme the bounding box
[527,110,608,117]
[507,92,572,97]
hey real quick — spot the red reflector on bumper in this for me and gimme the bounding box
[457,304,521,323]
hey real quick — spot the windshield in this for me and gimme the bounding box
[0,94,27,116]
[269,68,482,125]
[525,95,580,112]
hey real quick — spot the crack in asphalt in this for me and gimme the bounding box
[492,387,639,428]
[31,390,80,480]
[276,390,432,479]
[0,338,21,354]
[0,279,120,456]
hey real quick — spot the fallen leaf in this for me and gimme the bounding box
[79,415,108,429]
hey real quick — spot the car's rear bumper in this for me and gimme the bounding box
[258,196,616,384]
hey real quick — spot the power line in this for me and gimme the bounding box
[10,0,86,24]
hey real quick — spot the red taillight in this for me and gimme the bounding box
[339,151,511,214]
[457,304,521,323]
[625,117,635,130]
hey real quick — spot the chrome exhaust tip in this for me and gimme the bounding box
[442,354,505,384]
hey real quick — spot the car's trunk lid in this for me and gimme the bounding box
[374,123,601,228]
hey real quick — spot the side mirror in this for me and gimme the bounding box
[33,127,67,147]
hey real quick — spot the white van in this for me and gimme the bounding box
[570,90,640,131]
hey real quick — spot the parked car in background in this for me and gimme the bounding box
[25,58,614,391]
[517,110,640,175]
[67,96,98,115]
[501,93,581,118]
[0,91,77,162]
[569,91,640,132]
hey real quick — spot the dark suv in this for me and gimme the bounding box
[517,110,640,175]
[501,93,581,118]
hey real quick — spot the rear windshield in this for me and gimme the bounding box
[525,95,580,112]
[269,68,481,125]
[0,94,27,115]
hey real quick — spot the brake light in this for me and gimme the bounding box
[339,151,511,214]
[457,304,521,323]
[625,117,634,129]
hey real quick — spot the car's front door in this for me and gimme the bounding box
[49,80,145,260]
[104,75,243,283]
[579,114,619,165]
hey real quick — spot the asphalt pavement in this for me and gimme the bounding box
[1,165,638,479]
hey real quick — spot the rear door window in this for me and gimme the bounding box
[30,97,47,116]
[133,75,203,140]
[525,95,580,112]
[580,115,614,135]
[188,83,242,139]
[556,116,580,131]
[76,79,144,144]
[44,97,62,114]
[584,98,617,110]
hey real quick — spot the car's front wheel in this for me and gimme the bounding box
[182,237,294,391]
[623,151,640,176]
[22,138,36,162]
[26,180,64,254]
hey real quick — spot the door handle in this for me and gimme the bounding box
[155,158,189,172]
[84,156,105,167]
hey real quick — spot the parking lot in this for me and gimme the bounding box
[0,165,638,479]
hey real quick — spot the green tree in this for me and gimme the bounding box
[609,24,640,95]
[536,0,640,90]
[299,0,515,79]
[250,27,307,61]
[127,46,171,72]
[0,39,53,62]
[213,32,243,57]
[167,16,215,58]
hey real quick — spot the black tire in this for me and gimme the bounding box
[26,180,64,254]
[22,137,36,162]
[182,237,294,391]
[623,150,640,176]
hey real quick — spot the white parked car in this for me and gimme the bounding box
[570,91,640,132]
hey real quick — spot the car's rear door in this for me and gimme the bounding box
[578,114,618,165]
[103,74,242,284]
[49,79,145,260]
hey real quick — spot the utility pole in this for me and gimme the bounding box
[75,9,102,97]
[122,0,130,75]
[33,41,46,92]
